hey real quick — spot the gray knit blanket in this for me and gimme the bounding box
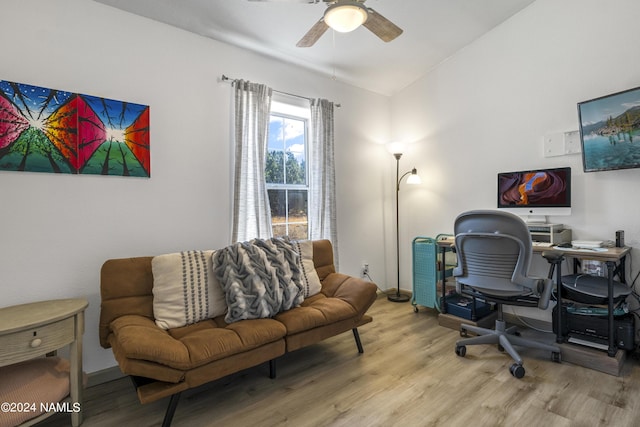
[212,238,305,323]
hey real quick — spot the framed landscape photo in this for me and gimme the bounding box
[578,85,640,172]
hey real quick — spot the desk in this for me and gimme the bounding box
[438,239,631,357]
[535,245,631,357]
[0,299,87,426]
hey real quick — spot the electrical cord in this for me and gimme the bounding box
[362,271,388,294]
[510,311,554,334]
[628,290,640,312]
[631,258,640,291]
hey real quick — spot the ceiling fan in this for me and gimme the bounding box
[249,0,403,47]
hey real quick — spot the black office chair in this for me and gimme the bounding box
[453,210,561,378]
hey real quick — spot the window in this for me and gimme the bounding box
[266,98,310,239]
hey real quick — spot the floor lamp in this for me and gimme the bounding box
[388,150,421,302]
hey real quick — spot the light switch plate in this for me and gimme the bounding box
[543,130,581,157]
[543,132,564,157]
[564,130,581,154]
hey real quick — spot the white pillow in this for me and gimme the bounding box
[152,250,227,329]
[292,240,322,298]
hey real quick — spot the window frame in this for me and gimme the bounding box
[266,96,311,239]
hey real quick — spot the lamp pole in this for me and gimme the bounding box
[388,153,416,303]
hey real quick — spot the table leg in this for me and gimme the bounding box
[70,311,84,426]
[554,259,565,343]
[606,261,616,357]
[440,246,447,313]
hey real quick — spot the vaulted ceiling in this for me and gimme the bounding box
[93,0,536,96]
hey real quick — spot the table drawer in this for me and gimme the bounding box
[0,317,75,366]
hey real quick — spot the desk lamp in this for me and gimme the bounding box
[387,143,421,302]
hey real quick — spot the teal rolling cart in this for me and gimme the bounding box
[412,234,456,313]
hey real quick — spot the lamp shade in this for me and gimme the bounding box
[386,141,406,155]
[407,169,421,185]
[324,3,368,33]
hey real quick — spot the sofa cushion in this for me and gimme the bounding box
[152,250,227,330]
[213,238,304,323]
[292,239,322,298]
[110,314,286,371]
[274,293,358,335]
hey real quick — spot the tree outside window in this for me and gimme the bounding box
[266,113,308,239]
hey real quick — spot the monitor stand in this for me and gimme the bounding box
[524,215,547,224]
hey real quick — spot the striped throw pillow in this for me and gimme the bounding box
[152,250,227,329]
[292,240,322,298]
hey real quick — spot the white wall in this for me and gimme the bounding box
[390,0,640,299]
[0,0,391,374]
[6,0,638,375]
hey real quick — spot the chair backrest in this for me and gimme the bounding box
[453,210,541,298]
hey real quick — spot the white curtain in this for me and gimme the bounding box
[309,98,338,266]
[231,80,273,242]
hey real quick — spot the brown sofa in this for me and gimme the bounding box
[99,240,377,426]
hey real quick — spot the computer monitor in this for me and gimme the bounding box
[497,167,571,223]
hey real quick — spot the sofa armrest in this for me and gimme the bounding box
[100,257,155,348]
[321,273,378,316]
[109,315,190,367]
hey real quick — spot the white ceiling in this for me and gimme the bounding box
[93,0,536,96]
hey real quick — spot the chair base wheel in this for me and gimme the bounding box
[510,363,525,378]
[455,345,467,357]
[552,352,562,363]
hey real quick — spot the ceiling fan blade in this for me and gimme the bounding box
[248,1,319,3]
[296,18,329,47]
[362,7,403,42]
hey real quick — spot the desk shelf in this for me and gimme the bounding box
[541,245,633,357]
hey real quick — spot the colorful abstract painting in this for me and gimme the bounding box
[0,79,150,177]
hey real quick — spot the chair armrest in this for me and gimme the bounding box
[536,278,554,310]
[541,250,565,264]
[538,250,565,309]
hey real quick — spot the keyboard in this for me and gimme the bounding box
[533,241,553,247]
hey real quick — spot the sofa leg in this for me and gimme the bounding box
[269,359,276,379]
[352,328,364,354]
[130,376,182,426]
[162,392,182,427]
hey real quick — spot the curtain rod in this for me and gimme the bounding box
[221,74,341,108]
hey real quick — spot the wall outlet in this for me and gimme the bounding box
[361,263,369,277]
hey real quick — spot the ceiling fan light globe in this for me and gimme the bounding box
[324,4,368,33]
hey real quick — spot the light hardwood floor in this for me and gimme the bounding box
[39,293,640,427]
